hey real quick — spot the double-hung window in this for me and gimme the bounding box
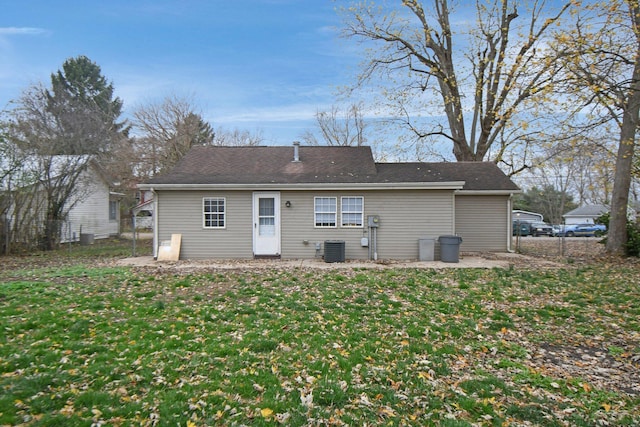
[203,197,225,228]
[314,197,337,227]
[341,196,364,227]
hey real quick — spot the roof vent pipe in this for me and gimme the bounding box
[292,141,300,162]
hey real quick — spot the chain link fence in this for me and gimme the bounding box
[515,236,606,260]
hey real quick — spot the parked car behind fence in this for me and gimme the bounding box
[557,223,607,237]
[528,222,553,237]
[513,221,531,236]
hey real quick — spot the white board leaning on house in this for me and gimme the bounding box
[157,234,181,261]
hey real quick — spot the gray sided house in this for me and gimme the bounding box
[139,144,520,261]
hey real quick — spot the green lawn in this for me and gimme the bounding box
[1,240,639,426]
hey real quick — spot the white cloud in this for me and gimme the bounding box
[0,27,49,36]
[213,104,319,124]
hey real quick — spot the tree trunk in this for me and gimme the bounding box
[606,120,637,255]
[606,63,640,255]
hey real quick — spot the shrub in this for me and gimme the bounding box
[625,221,640,257]
[596,212,640,257]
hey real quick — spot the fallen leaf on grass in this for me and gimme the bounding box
[275,412,291,423]
[418,371,433,380]
[379,406,396,417]
[300,388,314,407]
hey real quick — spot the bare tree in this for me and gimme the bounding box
[302,103,366,146]
[515,134,614,224]
[3,56,126,251]
[7,90,87,250]
[212,127,264,146]
[132,95,214,177]
[340,0,573,169]
[0,128,27,253]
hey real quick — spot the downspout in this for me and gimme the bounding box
[152,188,158,259]
[452,191,457,235]
[507,195,515,253]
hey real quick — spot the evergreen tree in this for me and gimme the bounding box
[46,55,128,155]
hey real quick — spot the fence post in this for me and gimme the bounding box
[2,217,9,255]
[131,213,136,257]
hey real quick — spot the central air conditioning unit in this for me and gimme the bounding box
[324,240,345,263]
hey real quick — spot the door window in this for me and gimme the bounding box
[258,198,275,236]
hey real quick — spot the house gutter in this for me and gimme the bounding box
[507,195,515,253]
[455,189,522,196]
[151,187,158,259]
[138,181,467,191]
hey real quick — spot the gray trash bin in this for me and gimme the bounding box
[79,233,94,246]
[438,235,463,263]
[418,238,436,261]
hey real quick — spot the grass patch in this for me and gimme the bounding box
[0,241,639,425]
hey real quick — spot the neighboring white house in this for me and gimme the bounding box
[64,163,124,241]
[563,204,609,225]
[1,156,122,247]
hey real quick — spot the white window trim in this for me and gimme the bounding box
[203,197,226,229]
[340,196,364,228]
[314,196,337,228]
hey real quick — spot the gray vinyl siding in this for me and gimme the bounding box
[157,190,253,259]
[455,195,509,251]
[156,188,478,260]
[280,190,454,260]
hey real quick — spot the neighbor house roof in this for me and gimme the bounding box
[142,145,519,192]
[563,204,609,218]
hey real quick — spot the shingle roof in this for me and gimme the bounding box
[147,146,378,184]
[374,162,519,191]
[564,204,609,217]
[144,145,519,191]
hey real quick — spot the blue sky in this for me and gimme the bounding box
[0,0,363,144]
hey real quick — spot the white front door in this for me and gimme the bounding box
[253,192,280,256]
